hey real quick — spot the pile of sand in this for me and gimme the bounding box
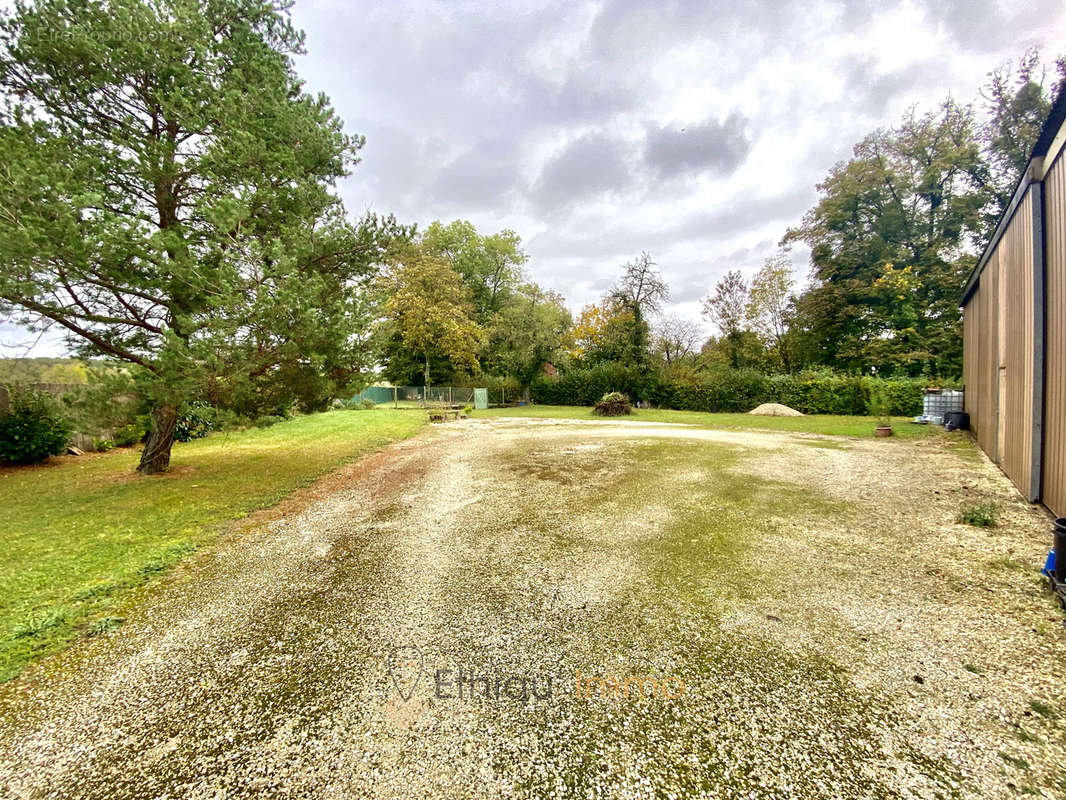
[749,403,804,417]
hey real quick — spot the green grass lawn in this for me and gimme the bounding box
[0,409,423,682]
[474,404,942,438]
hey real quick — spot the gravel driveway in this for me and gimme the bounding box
[1,417,1063,799]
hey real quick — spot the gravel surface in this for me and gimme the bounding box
[1,417,1063,799]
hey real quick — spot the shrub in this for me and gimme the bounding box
[532,363,659,406]
[956,501,998,528]
[868,382,891,425]
[770,371,869,415]
[114,420,149,447]
[670,368,768,413]
[0,386,73,464]
[594,391,633,416]
[174,403,214,442]
[93,438,115,452]
[872,378,926,416]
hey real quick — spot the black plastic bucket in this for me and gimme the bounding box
[944,411,970,431]
[1055,518,1066,582]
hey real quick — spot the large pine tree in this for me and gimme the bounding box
[0,0,403,472]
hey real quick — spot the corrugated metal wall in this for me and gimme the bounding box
[1044,153,1066,517]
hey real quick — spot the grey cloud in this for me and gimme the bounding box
[586,0,816,68]
[673,276,715,304]
[668,189,814,243]
[531,132,635,211]
[12,0,1064,359]
[842,55,946,117]
[427,139,521,211]
[643,114,752,179]
[530,186,814,262]
[914,0,1059,51]
[550,69,639,123]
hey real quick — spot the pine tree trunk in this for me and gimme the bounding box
[137,403,178,474]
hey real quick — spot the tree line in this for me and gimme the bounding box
[705,51,1065,378]
[0,0,1060,472]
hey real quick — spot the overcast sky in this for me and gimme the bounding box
[4,0,1066,356]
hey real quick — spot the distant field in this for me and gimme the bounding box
[474,404,944,439]
[0,409,423,682]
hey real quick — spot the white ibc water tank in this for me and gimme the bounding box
[922,389,964,425]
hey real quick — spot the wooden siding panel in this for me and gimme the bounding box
[1044,155,1066,517]
[964,190,1034,498]
[1001,190,1034,496]
[964,250,1000,459]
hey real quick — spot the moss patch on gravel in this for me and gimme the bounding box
[421,436,956,797]
[0,409,423,683]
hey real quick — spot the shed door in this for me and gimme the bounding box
[997,366,1007,465]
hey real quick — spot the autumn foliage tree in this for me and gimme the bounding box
[568,299,634,364]
[378,247,483,388]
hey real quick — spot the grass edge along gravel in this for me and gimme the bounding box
[0,409,424,683]
[474,404,951,439]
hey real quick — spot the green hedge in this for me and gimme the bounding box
[531,368,948,416]
[531,363,658,407]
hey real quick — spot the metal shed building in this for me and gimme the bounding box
[962,90,1066,516]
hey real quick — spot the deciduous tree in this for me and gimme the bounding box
[419,220,526,321]
[569,299,635,365]
[485,283,571,397]
[784,100,986,375]
[378,248,483,388]
[609,251,668,368]
[745,251,796,371]
[653,315,701,366]
[980,49,1065,224]
[701,270,748,368]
